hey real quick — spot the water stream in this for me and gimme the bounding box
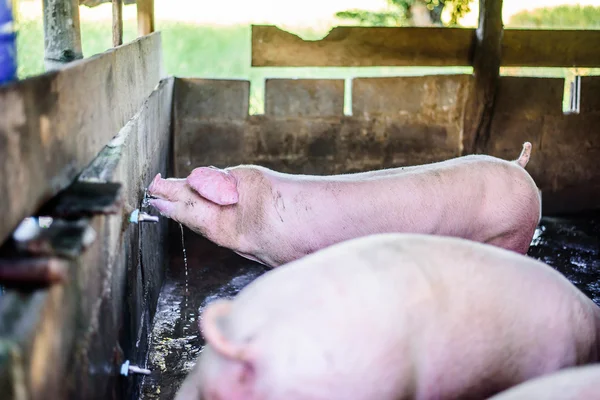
[180,223,190,335]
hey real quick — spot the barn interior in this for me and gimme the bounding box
[0,0,599,399]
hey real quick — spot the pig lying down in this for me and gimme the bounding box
[175,234,600,400]
[148,143,541,267]
[488,365,600,400]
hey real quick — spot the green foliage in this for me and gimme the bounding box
[335,10,405,26]
[335,0,473,27]
[15,20,471,114]
[14,3,600,114]
[508,5,600,29]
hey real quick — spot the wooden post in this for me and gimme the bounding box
[112,0,123,47]
[42,0,83,71]
[137,0,155,36]
[462,0,504,154]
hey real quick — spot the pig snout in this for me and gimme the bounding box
[146,170,246,250]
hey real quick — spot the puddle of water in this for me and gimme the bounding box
[139,227,267,399]
[527,211,600,306]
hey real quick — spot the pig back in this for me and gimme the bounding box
[220,234,599,399]
[401,235,600,397]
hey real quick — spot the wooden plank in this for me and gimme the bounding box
[42,0,83,70]
[112,0,123,47]
[174,78,249,120]
[66,78,173,398]
[265,79,344,117]
[137,0,155,36]
[580,76,600,113]
[252,25,474,67]
[352,75,471,124]
[463,0,504,154]
[485,77,563,158]
[0,79,174,399]
[486,112,600,214]
[175,116,458,177]
[252,25,600,68]
[493,76,564,117]
[172,78,249,176]
[0,282,74,400]
[0,32,163,247]
[502,30,600,68]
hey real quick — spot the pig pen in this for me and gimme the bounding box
[139,76,600,398]
[0,30,600,400]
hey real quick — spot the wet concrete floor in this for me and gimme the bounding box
[138,212,600,399]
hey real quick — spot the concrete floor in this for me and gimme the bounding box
[139,211,600,399]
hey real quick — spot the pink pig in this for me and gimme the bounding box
[148,143,541,267]
[487,365,600,400]
[174,234,600,400]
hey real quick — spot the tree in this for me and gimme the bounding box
[508,5,600,29]
[336,0,473,27]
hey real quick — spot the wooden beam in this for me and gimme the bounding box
[251,25,600,68]
[0,78,173,399]
[137,0,155,36]
[265,79,345,117]
[0,33,163,247]
[252,25,474,67]
[463,0,504,154]
[42,0,83,71]
[112,0,123,47]
[502,29,600,67]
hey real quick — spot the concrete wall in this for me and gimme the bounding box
[173,75,600,215]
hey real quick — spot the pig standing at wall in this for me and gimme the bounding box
[148,143,541,267]
[174,234,600,400]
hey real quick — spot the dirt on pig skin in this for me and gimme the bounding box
[147,143,541,267]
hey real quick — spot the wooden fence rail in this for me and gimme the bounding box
[0,33,163,246]
[252,25,600,68]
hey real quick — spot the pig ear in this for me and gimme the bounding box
[186,167,239,206]
[200,300,257,392]
[200,299,249,362]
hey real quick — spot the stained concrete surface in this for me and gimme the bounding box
[139,212,600,399]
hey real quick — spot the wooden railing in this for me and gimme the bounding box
[252,25,600,68]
